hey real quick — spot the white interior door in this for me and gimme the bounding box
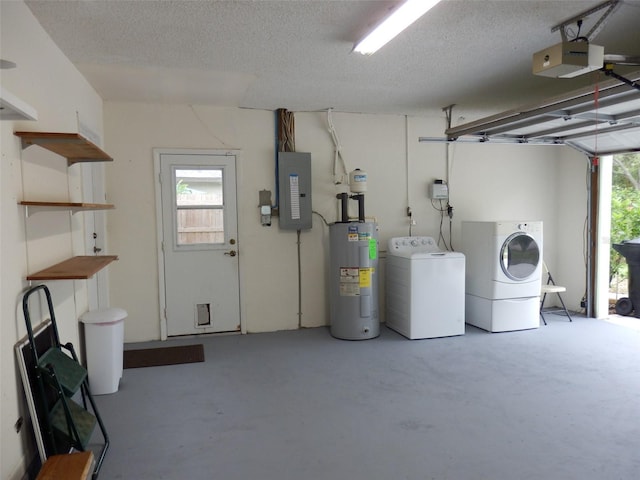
[82,162,109,310]
[157,150,240,336]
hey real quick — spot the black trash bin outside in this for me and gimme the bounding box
[613,237,640,318]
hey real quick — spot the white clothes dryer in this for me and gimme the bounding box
[461,221,543,332]
[386,236,465,339]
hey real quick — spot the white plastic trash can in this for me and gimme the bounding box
[80,307,127,395]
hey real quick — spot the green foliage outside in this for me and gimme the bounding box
[176,179,189,194]
[610,153,640,282]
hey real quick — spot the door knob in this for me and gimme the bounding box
[224,250,237,257]
[94,246,102,253]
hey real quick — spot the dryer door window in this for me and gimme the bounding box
[500,233,540,281]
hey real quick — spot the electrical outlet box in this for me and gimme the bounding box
[278,152,312,230]
[429,182,448,200]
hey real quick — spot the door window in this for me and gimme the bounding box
[500,233,540,280]
[174,168,224,246]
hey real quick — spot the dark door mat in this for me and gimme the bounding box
[123,344,205,369]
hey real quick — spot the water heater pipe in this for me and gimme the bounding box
[336,193,349,223]
[353,194,365,223]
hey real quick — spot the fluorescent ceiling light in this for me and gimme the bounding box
[353,0,442,55]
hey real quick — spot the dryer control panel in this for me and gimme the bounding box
[388,236,440,255]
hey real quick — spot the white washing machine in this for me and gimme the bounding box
[386,236,465,339]
[461,221,543,332]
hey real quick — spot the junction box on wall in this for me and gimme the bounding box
[429,179,449,200]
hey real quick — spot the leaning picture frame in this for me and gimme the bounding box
[15,318,56,465]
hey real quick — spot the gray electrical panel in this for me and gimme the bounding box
[278,152,312,230]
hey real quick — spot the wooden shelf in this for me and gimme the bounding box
[37,451,94,480]
[0,86,38,121]
[14,132,113,165]
[19,201,115,216]
[16,132,118,282]
[27,256,118,281]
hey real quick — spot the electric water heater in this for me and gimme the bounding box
[329,222,379,340]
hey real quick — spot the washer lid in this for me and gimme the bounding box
[409,251,465,259]
[500,232,540,280]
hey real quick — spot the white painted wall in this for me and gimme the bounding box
[0,2,104,478]
[105,106,588,342]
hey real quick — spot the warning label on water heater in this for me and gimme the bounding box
[339,267,360,296]
[347,226,373,243]
[347,226,359,242]
[359,268,372,288]
[339,267,374,295]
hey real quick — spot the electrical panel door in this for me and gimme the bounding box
[278,152,312,230]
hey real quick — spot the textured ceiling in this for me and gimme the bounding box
[22,0,640,116]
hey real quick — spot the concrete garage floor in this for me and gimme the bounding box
[94,315,640,480]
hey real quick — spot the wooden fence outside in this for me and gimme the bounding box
[177,193,224,244]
